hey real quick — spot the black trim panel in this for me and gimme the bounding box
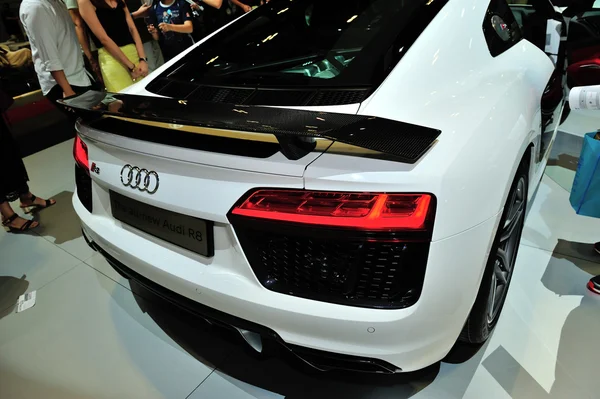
[60,91,440,164]
[86,118,281,159]
[75,164,93,213]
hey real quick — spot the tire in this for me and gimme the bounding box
[459,160,529,344]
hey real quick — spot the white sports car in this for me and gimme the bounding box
[63,0,598,373]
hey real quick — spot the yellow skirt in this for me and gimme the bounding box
[98,43,138,92]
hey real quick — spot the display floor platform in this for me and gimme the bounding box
[2,120,600,398]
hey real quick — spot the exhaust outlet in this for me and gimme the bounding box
[234,327,263,353]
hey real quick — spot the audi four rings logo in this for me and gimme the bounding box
[120,165,160,194]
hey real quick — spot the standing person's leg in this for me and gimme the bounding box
[18,191,56,213]
[1,202,38,232]
[0,114,54,232]
[0,186,39,233]
[0,183,55,232]
[143,40,164,73]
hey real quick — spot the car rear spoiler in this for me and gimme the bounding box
[59,90,440,164]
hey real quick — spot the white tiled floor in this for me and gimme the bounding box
[559,110,600,138]
[0,266,213,399]
[2,124,600,398]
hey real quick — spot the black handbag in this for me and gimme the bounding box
[0,87,14,112]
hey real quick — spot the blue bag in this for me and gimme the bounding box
[570,132,600,218]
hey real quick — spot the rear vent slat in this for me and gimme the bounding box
[156,81,196,99]
[145,78,170,93]
[248,90,316,106]
[150,82,369,107]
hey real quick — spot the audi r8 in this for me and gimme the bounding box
[62,0,598,373]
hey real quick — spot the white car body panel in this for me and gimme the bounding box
[71,0,566,372]
[356,2,554,239]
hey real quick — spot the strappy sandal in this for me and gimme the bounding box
[20,195,56,214]
[2,213,38,233]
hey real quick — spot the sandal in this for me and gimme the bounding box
[2,213,39,233]
[20,194,56,214]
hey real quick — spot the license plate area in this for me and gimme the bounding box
[110,190,214,257]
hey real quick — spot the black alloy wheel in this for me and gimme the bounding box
[459,160,528,344]
[487,175,526,324]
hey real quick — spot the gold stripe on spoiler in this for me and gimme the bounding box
[109,115,382,157]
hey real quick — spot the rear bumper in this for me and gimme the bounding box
[74,193,500,372]
[85,236,400,374]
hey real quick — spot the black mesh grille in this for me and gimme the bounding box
[221,88,255,104]
[232,221,429,309]
[75,164,92,213]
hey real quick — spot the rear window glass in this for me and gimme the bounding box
[154,0,445,89]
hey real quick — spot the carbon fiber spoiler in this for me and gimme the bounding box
[59,90,440,163]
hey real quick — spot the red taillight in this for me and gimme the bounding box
[73,135,89,174]
[231,190,433,231]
